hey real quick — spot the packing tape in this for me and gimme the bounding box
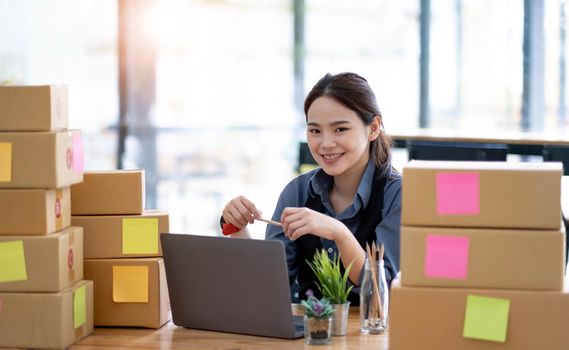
[66,132,73,170]
[68,247,75,283]
[68,230,75,283]
[55,189,63,230]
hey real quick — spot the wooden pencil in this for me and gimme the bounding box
[372,242,384,320]
[255,217,282,227]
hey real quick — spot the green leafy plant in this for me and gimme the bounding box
[307,249,354,304]
[301,291,335,319]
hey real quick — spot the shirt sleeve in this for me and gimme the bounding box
[376,176,402,283]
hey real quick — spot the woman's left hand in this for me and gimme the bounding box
[280,207,349,242]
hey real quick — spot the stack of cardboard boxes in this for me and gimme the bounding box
[0,85,93,349]
[389,160,567,350]
[71,170,171,328]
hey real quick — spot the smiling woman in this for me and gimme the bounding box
[306,96,375,179]
[221,72,402,305]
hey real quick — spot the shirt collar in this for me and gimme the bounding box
[308,159,376,214]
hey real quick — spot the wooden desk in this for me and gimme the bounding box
[71,307,388,350]
[389,129,569,147]
[388,129,569,175]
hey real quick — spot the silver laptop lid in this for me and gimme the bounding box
[160,233,303,339]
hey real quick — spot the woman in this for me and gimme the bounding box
[221,72,402,304]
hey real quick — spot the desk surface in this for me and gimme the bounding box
[390,128,569,146]
[71,307,388,350]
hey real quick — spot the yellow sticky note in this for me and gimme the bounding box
[73,285,86,329]
[463,295,510,342]
[0,142,12,182]
[0,241,27,283]
[122,218,159,255]
[112,266,149,303]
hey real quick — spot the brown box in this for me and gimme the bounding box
[0,187,71,235]
[0,280,94,349]
[84,258,170,328]
[0,130,84,188]
[71,170,145,215]
[400,225,565,291]
[0,85,68,131]
[389,277,569,350]
[0,227,83,292]
[72,211,168,259]
[401,161,562,229]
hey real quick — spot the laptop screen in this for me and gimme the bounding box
[160,233,303,339]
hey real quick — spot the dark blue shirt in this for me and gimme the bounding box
[265,159,402,285]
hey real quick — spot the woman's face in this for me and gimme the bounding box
[306,96,375,177]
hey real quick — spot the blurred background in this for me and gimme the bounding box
[1,0,567,238]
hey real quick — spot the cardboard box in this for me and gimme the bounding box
[400,225,565,291]
[0,187,71,235]
[71,170,145,215]
[72,211,168,259]
[0,85,68,131]
[0,130,83,188]
[401,161,562,229]
[0,280,94,349]
[84,258,170,328]
[0,227,83,292]
[389,277,569,350]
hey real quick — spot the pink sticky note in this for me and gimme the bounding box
[72,134,84,173]
[436,172,480,215]
[425,234,470,279]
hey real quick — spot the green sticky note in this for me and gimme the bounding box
[463,295,510,342]
[0,241,27,283]
[0,142,12,182]
[73,285,86,329]
[122,218,159,255]
[112,266,149,303]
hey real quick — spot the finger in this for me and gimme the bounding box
[282,212,311,240]
[282,210,307,229]
[286,219,306,239]
[281,207,302,218]
[281,209,295,238]
[239,196,262,219]
[225,212,245,229]
[281,206,305,221]
[289,223,311,241]
[234,200,256,224]
[228,207,249,228]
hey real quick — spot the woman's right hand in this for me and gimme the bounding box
[222,195,262,229]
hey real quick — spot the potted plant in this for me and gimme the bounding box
[301,291,334,345]
[307,249,354,336]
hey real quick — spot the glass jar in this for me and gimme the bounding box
[304,315,333,345]
[331,301,350,336]
[360,256,389,334]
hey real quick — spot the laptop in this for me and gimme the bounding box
[160,233,304,339]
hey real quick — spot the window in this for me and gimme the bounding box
[149,0,295,237]
[305,0,420,132]
[430,0,524,131]
[0,0,118,169]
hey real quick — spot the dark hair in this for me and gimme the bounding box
[304,72,393,168]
